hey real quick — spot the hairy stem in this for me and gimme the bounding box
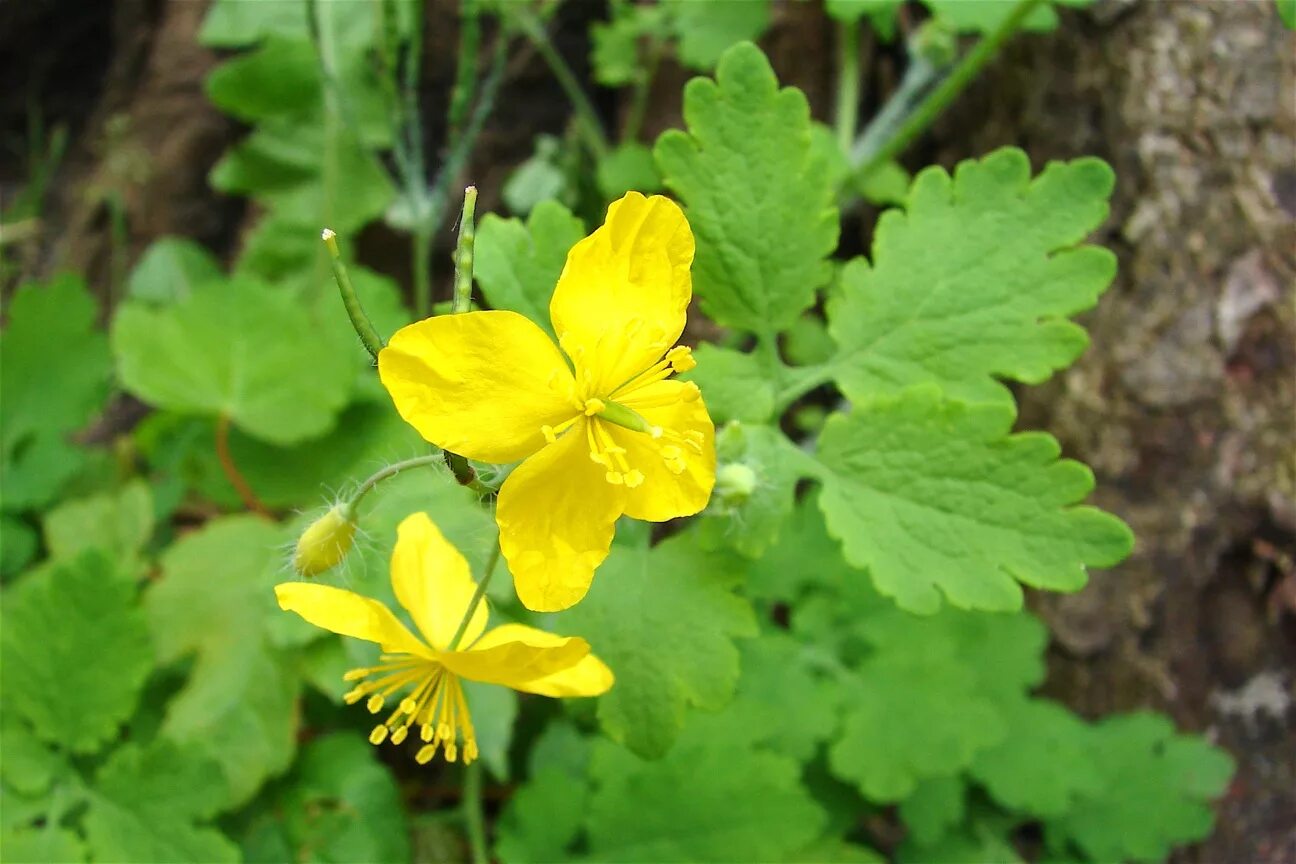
[856,0,1045,175]
[323,229,386,359]
[345,454,447,517]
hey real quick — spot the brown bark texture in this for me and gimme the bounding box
[2,0,1292,860]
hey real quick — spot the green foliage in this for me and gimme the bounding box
[1,552,152,753]
[814,387,1133,613]
[663,0,771,70]
[237,734,411,863]
[0,275,110,514]
[1,12,1236,864]
[145,516,300,807]
[475,200,585,337]
[563,532,757,758]
[656,43,839,335]
[1045,713,1236,862]
[83,741,238,863]
[827,150,1117,406]
[113,278,352,445]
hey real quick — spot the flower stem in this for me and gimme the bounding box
[515,8,610,157]
[344,454,447,518]
[215,414,268,515]
[462,760,488,864]
[449,540,501,650]
[451,186,478,314]
[856,0,1044,176]
[834,20,861,154]
[323,229,386,360]
[413,227,433,320]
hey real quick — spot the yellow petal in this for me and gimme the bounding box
[550,193,694,393]
[440,623,591,688]
[613,381,716,522]
[378,310,578,463]
[496,419,625,612]
[389,513,487,650]
[274,582,432,658]
[515,654,615,698]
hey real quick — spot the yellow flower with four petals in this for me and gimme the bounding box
[275,513,613,765]
[379,192,716,611]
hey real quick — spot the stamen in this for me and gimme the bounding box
[366,694,384,713]
[416,743,438,764]
[369,725,388,745]
[390,726,408,745]
[542,414,579,444]
[583,398,606,416]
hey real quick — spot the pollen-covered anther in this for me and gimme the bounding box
[415,744,438,764]
[400,698,418,715]
[366,694,385,713]
[680,381,701,402]
[665,345,696,373]
[390,725,409,745]
[583,398,606,417]
[420,723,435,742]
[343,687,365,704]
[624,469,645,488]
[369,725,389,745]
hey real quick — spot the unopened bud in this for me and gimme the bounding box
[292,505,356,577]
[715,463,759,506]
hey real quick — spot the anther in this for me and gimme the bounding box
[390,726,409,745]
[624,470,645,488]
[666,346,696,373]
[681,381,701,402]
[421,723,435,742]
[344,688,365,705]
[416,744,437,764]
[343,669,369,682]
[400,698,418,715]
[369,725,389,745]
[366,694,384,714]
[583,398,606,416]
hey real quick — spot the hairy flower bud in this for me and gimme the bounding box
[715,463,759,507]
[292,505,356,577]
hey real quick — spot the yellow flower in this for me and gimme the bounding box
[274,513,613,765]
[378,192,715,612]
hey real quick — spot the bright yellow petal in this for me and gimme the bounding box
[550,193,694,393]
[377,310,578,463]
[496,419,625,612]
[274,582,432,658]
[440,625,591,689]
[515,654,615,698]
[389,512,487,651]
[612,380,716,522]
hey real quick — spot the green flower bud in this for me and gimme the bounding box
[715,463,759,507]
[293,505,357,577]
[912,19,957,68]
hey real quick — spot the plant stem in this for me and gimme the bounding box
[515,9,610,157]
[344,454,447,517]
[323,229,386,359]
[413,227,433,319]
[448,0,481,141]
[462,760,488,864]
[834,20,861,154]
[856,0,1044,176]
[449,540,501,650]
[451,186,478,313]
[215,414,268,515]
[623,36,662,143]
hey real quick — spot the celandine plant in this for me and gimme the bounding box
[0,1,1241,859]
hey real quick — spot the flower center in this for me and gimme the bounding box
[541,343,704,488]
[343,655,478,765]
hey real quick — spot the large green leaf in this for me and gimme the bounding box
[112,277,352,446]
[655,43,838,334]
[474,201,584,337]
[0,552,152,754]
[827,149,1116,405]
[563,532,757,758]
[813,386,1133,613]
[83,741,237,862]
[145,516,299,807]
